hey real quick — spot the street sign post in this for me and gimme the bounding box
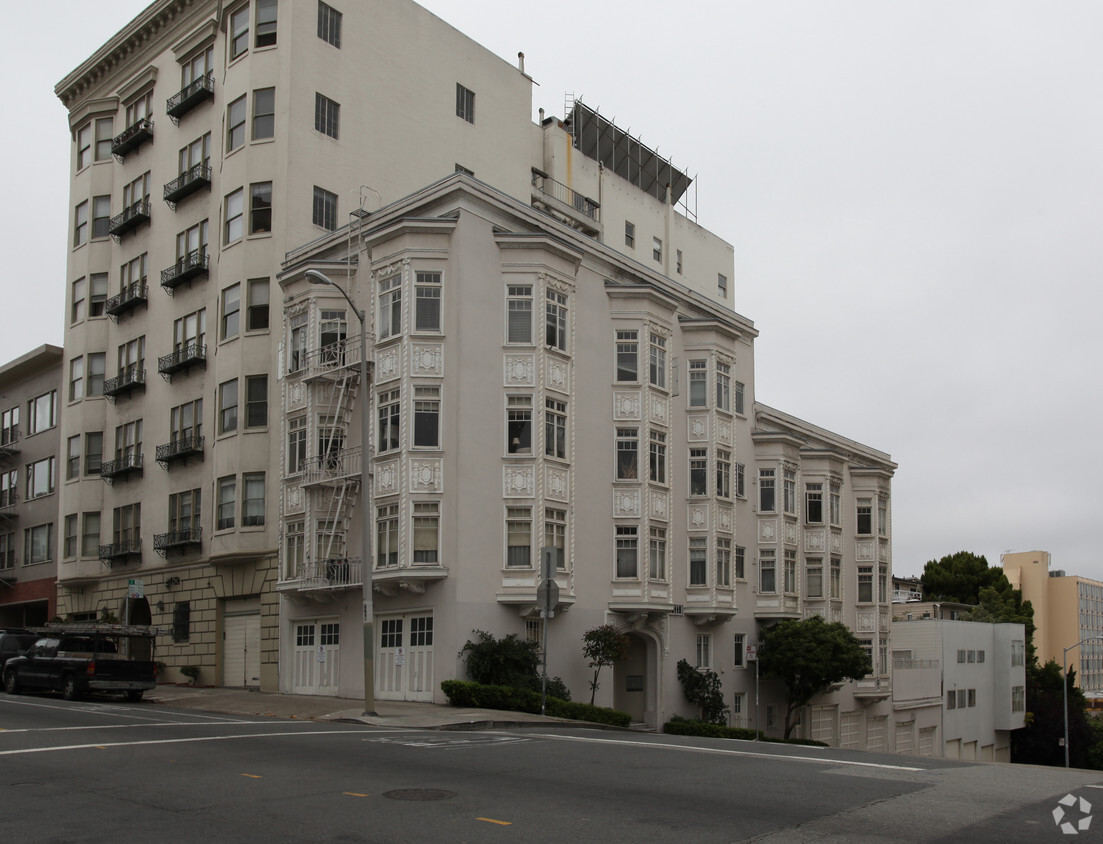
[538,546,557,715]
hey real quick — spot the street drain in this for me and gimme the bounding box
[383,789,456,801]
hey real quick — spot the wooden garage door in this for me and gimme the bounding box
[810,705,836,745]
[292,620,341,695]
[376,613,434,701]
[867,716,887,752]
[840,711,862,749]
[895,721,914,754]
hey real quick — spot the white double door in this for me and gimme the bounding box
[291,619,341,695]
[376,612,434,701]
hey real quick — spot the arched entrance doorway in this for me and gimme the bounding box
[613,632,654,726]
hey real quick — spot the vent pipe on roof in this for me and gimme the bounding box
[518,52,525,73]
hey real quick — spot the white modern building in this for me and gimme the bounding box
[54,0,899,736]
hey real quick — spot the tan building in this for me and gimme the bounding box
[1004,550,1103,691]
[55,0,899,736]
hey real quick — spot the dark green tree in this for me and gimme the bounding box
[581,624,630,705]
[920,551,1009,604]
[1012,659,1093,768]
[758,615,870,739]
[967,585,1037,665]
[676,659,729,725]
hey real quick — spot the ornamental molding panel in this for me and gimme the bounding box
[782,459,799,473]
[614,490,641,517]
[830,606,842,623]
[543,273,575,295]
[376,460,400,496]
[784,521,798,545]
[830,532,842,553]
[879,541,890,561]
[650,490,669,521]
[759,520,777,542]
[805,530,826,552]
[688,416,708,441]
[613,391,642,420]
[504,355,535,386]
[288,381,305,409]
[377,348,400,382]
[716,419,732,445]
[411,344,442,376]
[503,465,535,497]
[409,458,442,492]
[879,611,889,630]
[545,467,569,501]
[717,506,733,533]
[856,612,875,632]
[650,394,668,425]
[645,320,672,339]
[546,359,569,392]
[806,605,826,620]
[285,486,304,514]
[688,504,708,530]
[717,351,734,368]
[373,257,409,281]
[856,541,875,561]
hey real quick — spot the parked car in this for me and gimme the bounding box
[0,629,38,672]
[2,625,158,701]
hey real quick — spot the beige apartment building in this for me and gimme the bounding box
[55,0,899,736]
[1003,550,1103,691]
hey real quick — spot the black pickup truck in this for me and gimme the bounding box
[2,625,159,702]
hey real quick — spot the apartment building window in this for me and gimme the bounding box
[615,525,638,579]
[242,473,265,526]
[74,201,88,247]
[90,274,108,317]
[125,88,152,125]
[168,489,201,534]
[624,221,635,248]
[82,513,101,557]
[946,690,956,710]
[878,497,889,536]
[225,188,244,242]
[287,313,307,372]
[245,375,268,428]
[318,2,342,47]
[0,471,15,509]
[879,564,888,603]
[676,249,683,274]
[806,558,823,598]
[649,430,666,484]
[94,118,113,161]
[247,279,269,331]
[615,330,638,382]
[85,433,103,476]
[717,449,731,499]
[545,399,566,460]
[859,639,873,674]
[734,380,745,415]
[649,335,667,388]
[545,508,567,571]
[170,400,201,447]
[181,45,212,86]
[649,526,666,580]
[967,689,976,707]
[760,549,776,593]
[456,84,475,123]
[255,0,278,47]
[377,389,400,452]
[92,196,111,239]
[689,537,708,586]
[716,362,731,412]
[689,448,708,496]
[718,273,728,299]
[216,477,235,530]
[72,278,86,323]
[176,221,209,272]
[696,633,712,669]
[805,483,823,523]
[82,353,103,398]
[688,359,707,407]
[784,549,797,594]
[287,416,306,473]
[858,566,874,603]
[506,507,531,568]
[856,498,873,535]
[315,93,340,138]
[253,88,275,139]
[250,182,272,233]
[830,482,841,526]
[735,462,745,498]
[179,133,211,178]
[506,395,531,454]
[830,556,841,599]
[652,237,662,263]
[230,6,250,59]
[228,95,247,151]
[377,500,399,564]
[284,519,304,576]
[27,391,57,435]
[120,254,148,291]
[378,275,401,340]
[617,428,644,481]
[1012,686,1025,712]
[26,457,55,499]
[114,420,142,464]
[733,633,746,668]
[413,502,439,564]
[67,436,81,480]
[507,285,532,343]
[546,289,568,351]
[222,284,241,339]
[77,124,91,169]
[1,408,16,448]
[783,469,796,514]
[759,468,775,512]
[123,171,150,209]
[69,358,84,402]
[413,386,440,448]
[409,272,443,333]
[735,545,745,580]
[219,380,238,433]
[24,523,54,565]
[1011,640,1025,667]
[717,538,732,588]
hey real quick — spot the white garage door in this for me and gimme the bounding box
[377,613,434,702]
[292,620,341,695]
[223,610,261,687]
[810,705,836,745]
[918,727,936,757]
[867,716,887,752]
[895,721,914,754]
[840,711,862,749]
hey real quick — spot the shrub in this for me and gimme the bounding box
[675,659,729,725]
[180,665,201,685]
[440,680,630,727]
[458,629,570,701]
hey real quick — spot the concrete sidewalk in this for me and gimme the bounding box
[146,683,599,731]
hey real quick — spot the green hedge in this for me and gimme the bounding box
[440,680,631,727]
[662,716,827,747]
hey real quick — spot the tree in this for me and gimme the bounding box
[1012,659,1093,768]
[920,551,1008,604]
[757,615,870,739]
[582,624,630,705]
[675,659,729,724]
[967,585,1037,665]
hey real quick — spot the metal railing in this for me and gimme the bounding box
[155,435,204,464]
[153,528,202,552]
[158,343,206,375]
[99,452,143,479]
[102,366,146,396]
[104,281,148,316]
[163,164,212,205]
[99,537,142,561]
[294,335,367,380]
[302,446,362,485]
[111,118,153,157]
[166,73,214,120]
[531,170,600,221]
[297,557,363,591]
[108,201,151,237]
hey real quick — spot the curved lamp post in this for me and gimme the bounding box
[305,269,376,715]
[1063,636,1103,768]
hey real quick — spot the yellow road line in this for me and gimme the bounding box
[241,773,262,778]
[343,792,370,797]
[477,818,512,826]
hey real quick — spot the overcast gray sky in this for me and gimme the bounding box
[2,1,1100,580]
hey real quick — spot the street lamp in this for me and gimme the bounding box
[1063,636,1103,768]
[305,268,375,716]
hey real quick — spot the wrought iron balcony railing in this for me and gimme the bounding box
[531,169,600,222]
[108,200,151,238]
[111,118,153,158]
[104,281,148,318]
[166,73,214,123]
[102,366,146,400]
[163,164,212,208]
[99,537,142,562]
[153,527,202,554]
[155,435,204,467]
[0,489,18,514]
[0,426,18,456]
[99,452,143,481]
[297,557,364,591]
[160,250,209,291]
[157,342,207,379]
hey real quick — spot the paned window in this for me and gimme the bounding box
[90,274,108,317]
[242,473,265,525]
[688,360,707,407]
[219,379,238,433]
[414,271,442,332]
[545,508,567,571]
[285,520,304,576]
[735,545,745,580]
[179,133,211,175]
[92,196,111,239]
[616,428,638,480]
[734,633,746,668]
[74,201,88,247]
[506,506,531,568]
[26,457,55,499]
[228,95,247,151]
[545,289,568,351]
[222,283,241,339]
[318,1,342,47]
[716,449,731,499]
[652,237,662,262]
[716,362,731,412]
[735,380,745,415]
[72,278,86,323]
[315,93,340,138]
[245,375,267,428]
[230,5,250,59]
[77,124,92,169]
[616,330,638,382]
[784,549,797,594]
[649,526,666,580]
[311,185,338,230]
[456,83,475,123]
[217,476,236,529]
[378,275,401,339]
[376,505,399,567]
[506,285,532,343]
[95,118,113,161]
[830,482,841,526]
[413,386,440,448]
[287,416,306,473]
[253,88,275,140]
[412,502,439,564]
[247,278,269,331]
[615,525,638,579]
[760,549,776,593]
[168,489,201,533]
[506,395,532,454]
[85,432,103,476]
[544,398,566,459]
[649,430,666,484]
[857,498,873,535]
[696,633,712,669]
[689,448,708,496]
[649,335,666,388]
[27,391,57,435]
[67,436,81,480]
[114,420,142,462]
[24,523,54,564]
[759,468,775,512]
[806,558,823,598]
[624,221,635,248]
[830,556,841,599]
[858,566,874,603]
[735,462,745,498]
[377,389,400,452]
[69,357,84,401]
[250,181,272,233]
[783,469,796,514]
[82,513,101,557]
[806,483,823,523]
[718,273,728,298]
[225,188,243,242]
[689,536,708,586]
[255,0,278,47]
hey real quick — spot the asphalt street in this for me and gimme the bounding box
[3,691,1103,842]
